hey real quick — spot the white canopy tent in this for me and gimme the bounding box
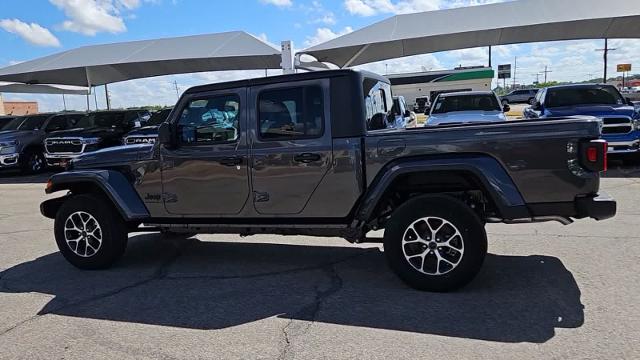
[0,31,282,87]
[0,83,88,95]
[300,0,640,68]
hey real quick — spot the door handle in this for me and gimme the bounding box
[219,157,242,166]
[294,153,322,163]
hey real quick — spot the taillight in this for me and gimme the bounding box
[579,139,607,172]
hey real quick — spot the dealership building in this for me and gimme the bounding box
[0,95,38,115]
[387,67,495,109]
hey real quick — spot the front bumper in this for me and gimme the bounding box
[45,153,82,167]
[606,139,640,154]
[0,153,19,168]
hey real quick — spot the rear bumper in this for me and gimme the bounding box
[575,193,617,221]
[528,193,617,222]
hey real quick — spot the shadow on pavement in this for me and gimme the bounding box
[0,234,584,343]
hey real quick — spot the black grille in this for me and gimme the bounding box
[601,117,631,134]
[46,139,83,154]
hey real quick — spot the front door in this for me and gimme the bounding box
[250,80,332,215]
[161,88,250,215]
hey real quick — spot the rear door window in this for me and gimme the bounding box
[258,86,324,140]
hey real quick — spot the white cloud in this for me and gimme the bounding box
[0,19,61,47]
[344,0,503,16]
[259,0,293,8]
[49,0,144,36]
[304,26,353,47]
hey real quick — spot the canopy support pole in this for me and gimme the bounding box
[85,68,92,111]
[488,46,492,68]
[105,84,111,110]
[343,44,370,68]
[62,94,67,111]
[281,41,294,75]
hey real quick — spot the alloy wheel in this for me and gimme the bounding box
[401,216,465,275]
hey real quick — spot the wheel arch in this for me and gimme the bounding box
[41,170,149,221]
[354,155,530,226]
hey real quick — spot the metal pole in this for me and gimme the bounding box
[105,84,111,110]
[488,46,492,68]
[93,87,98,110]
[604,39,608,83]
[513,56,517,88]
[86,94,90,111]
[62,94,67,111]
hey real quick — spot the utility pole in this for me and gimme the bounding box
[173,80,179,99]
[596,39,617,84]
[542,66,552,83]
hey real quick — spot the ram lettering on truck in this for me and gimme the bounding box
[41,70,616,292]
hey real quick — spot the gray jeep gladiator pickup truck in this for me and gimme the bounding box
[40,69,616,292]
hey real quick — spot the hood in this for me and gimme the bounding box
[72,143,155,170]
[125,126,159,137]
[428,111,506,125]
[47,127,126,139]
[0,130,37,142]
[545,104,637,118]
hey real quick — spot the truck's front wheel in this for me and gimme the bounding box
[383,195,487,292]
[54,194,128,269]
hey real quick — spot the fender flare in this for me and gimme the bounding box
[41,170,149,221]
[355,155,530,223]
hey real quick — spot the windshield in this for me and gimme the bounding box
[17,115,50,131]
[76,112,128,129]
[146,109,172,126]
[546,86,625,107]
[431,94,501,114]
[1,117,22,131]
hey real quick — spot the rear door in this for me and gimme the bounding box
[249,79,332,215]
[160,88,250,215]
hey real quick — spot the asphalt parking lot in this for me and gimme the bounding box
[0,163,639,359]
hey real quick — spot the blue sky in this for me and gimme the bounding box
[1,0,639,111]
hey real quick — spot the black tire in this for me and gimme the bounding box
[54,194,128,270]
[383,194,487,292]
[20,149,46,174]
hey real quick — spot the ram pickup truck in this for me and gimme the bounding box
[44,110,148,168]
[524,84,640,160]
[122,108,172,145]
[40,70,615,292]
[0,112,84,174]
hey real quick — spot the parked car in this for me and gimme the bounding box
[426,91,508,126]
[500,88,539,105]
[523,84,640,159]
[41,69,614,292]
[413,96,431,114]
[0,112,84,174]
[44,110,146,168]
[0,115,18,130]
[391,96,415,128]
[123,108,172,145]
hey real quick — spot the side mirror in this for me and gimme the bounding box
[533,101,542,110]
[404,110,411,118]
[626,97,634,106]
[158,122,174,147]
[503,104,511,113]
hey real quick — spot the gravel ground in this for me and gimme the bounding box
[0,163,638,359]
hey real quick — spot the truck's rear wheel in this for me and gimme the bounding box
[54,194,128,269]
[383,195,487,292]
